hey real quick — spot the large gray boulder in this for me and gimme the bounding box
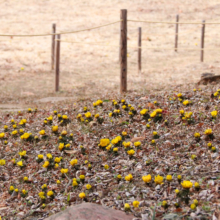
[45,203,134,220]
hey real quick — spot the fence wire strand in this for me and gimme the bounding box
[0,20,122,37]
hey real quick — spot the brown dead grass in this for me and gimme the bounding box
[0,0,220,104]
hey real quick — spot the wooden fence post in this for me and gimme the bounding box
[51,23,56,70]
[175,15,179,52]
[120,9,127,93]
[138,27,142,74]
[55,34,61,92]
[201,20,205,62]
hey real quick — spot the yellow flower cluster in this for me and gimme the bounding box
[99,139,110,147]
[140,109,148,115]
[194,133,200,138]
[20,132,31,140]
[60,168,68,174]
[0,159,6,166]
[142,175,151,183]
[204,128,212,135]
[70,159,78,166]
[111,136,122,145]
[211,110,218,118]
[123,141,131,148]
[154,175,164,185]
[125,174,133,181]
[134,141,141,147]
[93,99,103,106]
[150,109,163,118]
[127,149,135,156]
[0,133,5,138]
[181,180,193,189]
[183,100,189,106]
[85,112,91,118]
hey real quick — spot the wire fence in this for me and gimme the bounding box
[0,9,219,94]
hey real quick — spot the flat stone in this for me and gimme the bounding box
[35,97,74,103]
[45,202,134,220]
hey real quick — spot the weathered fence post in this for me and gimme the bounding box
[55,34,60,92]
[51,23,56,70]
[175,15,179,52]
[138,27,142,74]
[120,9,127,93]
[201,20,206,62]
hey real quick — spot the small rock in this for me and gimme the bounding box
[155,185,160,191]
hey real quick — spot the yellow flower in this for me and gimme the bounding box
[117,174,122,179]
[10,186,14,191]
[17,161,23,167]
[177,93,182,98]
[190,203,196,210]
[42,161,50,168]
[86,184,92,190]
[153,131,157,136]
[11,130,18,135]
[23,176,28,181]
[38,154,44,159]
[204,128,212,135]
[175,189,180,194]
[52,126,58,132]
[0,160,6,166]
[154,175,164,185]
[211,110,218,118]
[47,116,53,121]
[95,114,99,118]
[13,124,17,129]
[79,192,86,199]
[122,131,127,136]
[104,164,109,170]
[38,191,45,198]
[183,100,189,106]
[146,124,150,128]
[4,125,8,130]
[11,119,15,123]
[177,175,182,180]
[60,168,68,174]
[54,163,59,168]
[194,182,200,188]
[142,175,152,183]
[77,114,82,119]
[113,147,118,152]
[166,175,172,181]
[58,143,65,151]
[207,143,212,147]
[54,157,61,163]
[61,130,67,136]
[181,180,193,189]
[15,189,19,192]
[19,151,26,157]
[124,203,130,210]
[194,133,200,138]
[85,112,91,118]
[140,109,148,115]
[70,159,78,166]
[80,175,85,180]
[134,141,141,147]
[133,201,140,208]
[127,149,135,156]
[62,115,68,119]
[57,180,61,184]
[0,133,5,139]
[72,180,78,187]
[39,130,45,135]
[22,189,27,195]
[191,154,196,159]
[47,191,54,197]
[162,201,168,207]
[193,199,198,206]
[125,174,133,182]
[151,140,155,144]
[47,153,53,159]
[100,139,110,147]
[41,184,47,189]
[109,112,112,117]
[214,92,219,97]
[123,142,131,148]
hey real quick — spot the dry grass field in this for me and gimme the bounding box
[0,0,220,104]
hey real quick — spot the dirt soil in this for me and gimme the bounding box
[0,0,220,106]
